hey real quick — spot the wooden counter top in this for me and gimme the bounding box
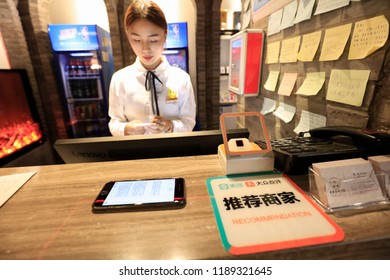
[0,155,389,260]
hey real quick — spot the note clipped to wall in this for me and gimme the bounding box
[280,0,298,30]
[314,0,350,16]
[267,9,283,36]
[294,110,326,135]
[348,15,389,60]
[265,41,280,64]
[277,72,298,96]
[279,36,301,63]
[294,0,315,24]
[319,23,352,61]
[260,97,277,115]
[273,102,296,123]
[326,69,371,107]
[263,70,280,91]
[297,30,322,62]
[296,72,325,96]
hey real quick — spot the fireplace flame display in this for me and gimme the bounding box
[0,69,45,164]
[0,119,42,159]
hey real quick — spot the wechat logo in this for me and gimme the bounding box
[219,184,229,190]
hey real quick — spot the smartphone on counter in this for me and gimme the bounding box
[92,178,185,213]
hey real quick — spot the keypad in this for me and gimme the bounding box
[257,137,333,154]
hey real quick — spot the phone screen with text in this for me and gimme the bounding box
[103,179,175,206]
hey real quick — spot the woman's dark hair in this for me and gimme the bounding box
[124,0,167,33]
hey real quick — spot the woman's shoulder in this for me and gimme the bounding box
[167,65,190,79]
[114,64,137,75]
[160,56,189,78]
[111,64,138,81]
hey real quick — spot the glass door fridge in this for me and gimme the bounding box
[163,22,189,73]
[48,24,114,138]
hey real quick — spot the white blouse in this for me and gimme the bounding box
[108,56,196,136]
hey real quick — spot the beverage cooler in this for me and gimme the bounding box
[163,22,189,73]
[48,24,114,138]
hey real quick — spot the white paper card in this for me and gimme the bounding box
[0,172,36,207]
[313,159,385,209]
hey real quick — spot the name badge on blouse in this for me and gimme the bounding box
[166,88,178,103]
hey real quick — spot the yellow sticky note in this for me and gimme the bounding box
[297,30,322,62]
[296,72,325,96]
[348,15,389,60]
[266,41,280,64]
[279,36,301,63]
[319,23,352,61]
[326,69,370,107]
[264,71,280,91]
[278,72,298,96]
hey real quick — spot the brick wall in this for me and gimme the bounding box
[245,0,390,139]
[20,0,68,142]
[195,0,222,130]
[103,0,124,72]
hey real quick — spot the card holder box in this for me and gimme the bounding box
[308,167,389,213]
[368,155,390,200]
[374,170,390,200]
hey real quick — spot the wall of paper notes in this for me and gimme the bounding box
[247,0,390,139]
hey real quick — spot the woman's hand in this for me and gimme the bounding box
[148,116,173,133]
[124,121,146,135]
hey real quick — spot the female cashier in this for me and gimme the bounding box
[108,0,196,136]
